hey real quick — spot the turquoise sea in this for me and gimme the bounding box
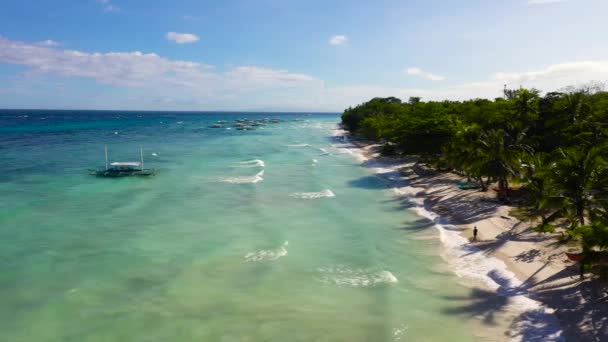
[1,110,486,341]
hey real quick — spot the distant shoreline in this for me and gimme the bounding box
[335,128,607,341]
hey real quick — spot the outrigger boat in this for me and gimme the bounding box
[90,147,155,177]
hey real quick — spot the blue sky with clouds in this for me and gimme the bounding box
[1,0,608,111]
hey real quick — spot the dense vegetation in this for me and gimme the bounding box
[341,85,608,273]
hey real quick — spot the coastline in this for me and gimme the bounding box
[333,129,608,341]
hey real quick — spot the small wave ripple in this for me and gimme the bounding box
[290,189,335,199]
[219,170,264,184]
[245,241,288,262]
[316,266,398,287]
[233,159,265,168]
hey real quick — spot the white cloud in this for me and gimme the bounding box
[166,32,199,44]
[492,61,608,86]
[341,60,608,108]
[37,40,59,46]
[405,67,446,81]
[322,61,608,110]
[0,37,317,93]
[329,35,348,45]
[224,66,318,91]
[527,0,568,4]
[0,37,202,87]
[1,36,606,111]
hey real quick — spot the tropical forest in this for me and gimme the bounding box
[341,84,608,272]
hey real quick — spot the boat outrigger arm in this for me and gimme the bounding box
[90,146,155,177]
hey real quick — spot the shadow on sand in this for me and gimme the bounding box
[442,269,566,341]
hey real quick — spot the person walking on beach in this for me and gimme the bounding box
[473,226,478,242]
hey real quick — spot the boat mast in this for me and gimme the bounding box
[105,145,108,170]
[140,147,144,169]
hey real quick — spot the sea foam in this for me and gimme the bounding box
[245,241,288,262]
[290,189,335,199]
[392,324,409,341]
[316,266,398,287]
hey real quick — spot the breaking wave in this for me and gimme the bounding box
[234,159,265,168]
[290,189,335,199]
[219,170,264,184]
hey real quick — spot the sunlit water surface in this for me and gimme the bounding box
[0,111,480,341]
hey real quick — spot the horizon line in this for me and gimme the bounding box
[0,108,342,114]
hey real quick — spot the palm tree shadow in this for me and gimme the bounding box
[422,194,497,225]
[526,276,608,341]
[442,262,608,341]
[514,249,542,263]
[441,270,563,340]
[442,287,510,326]
[442,270,524,319]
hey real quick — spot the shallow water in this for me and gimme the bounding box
[0,110,480,341]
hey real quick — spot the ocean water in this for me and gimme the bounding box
[0,110,483,341]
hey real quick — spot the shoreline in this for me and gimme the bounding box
[333,130,607,341]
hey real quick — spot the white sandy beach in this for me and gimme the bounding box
[334,132,608,341]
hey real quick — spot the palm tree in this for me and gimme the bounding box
[471,129,524,201]
[512,88,540,127]
[546,146,605,228]
[563,90,590,124]
[574,219,608,252]
[519,152,552,221]
[442,123,487,187]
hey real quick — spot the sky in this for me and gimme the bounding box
[1,0,608,111]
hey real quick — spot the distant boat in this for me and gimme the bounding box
[209,124,223,128]
[90,147,155,177]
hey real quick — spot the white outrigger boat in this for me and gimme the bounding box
[90,147,155,177]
